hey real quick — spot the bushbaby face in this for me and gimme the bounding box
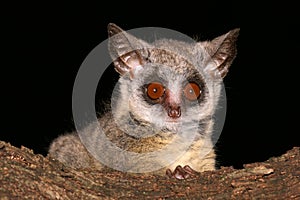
[108,23,239,137]
[120,60,209,133]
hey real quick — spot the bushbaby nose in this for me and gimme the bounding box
[168,106,181,118]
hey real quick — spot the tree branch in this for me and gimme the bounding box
[0,141,299,199]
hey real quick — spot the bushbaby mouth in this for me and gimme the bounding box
[128,111,182,134]
[162,121,182,133]
[165,119,181,123]
[165,115,182,123]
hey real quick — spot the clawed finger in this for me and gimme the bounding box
[166,165,196,180]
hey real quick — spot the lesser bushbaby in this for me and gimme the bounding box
[48,23,239,179]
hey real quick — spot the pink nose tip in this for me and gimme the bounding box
[168,106,181,118]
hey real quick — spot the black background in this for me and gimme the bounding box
[1,1,299,168]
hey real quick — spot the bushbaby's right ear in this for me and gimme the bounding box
[107,23,150,79]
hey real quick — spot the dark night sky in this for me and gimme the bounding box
[1,1,299,168]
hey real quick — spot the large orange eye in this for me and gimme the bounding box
[183,82,201,101]
[147,82,165,100]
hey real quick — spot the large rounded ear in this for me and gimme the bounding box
[107,23,151,79]
[201,28,240,78]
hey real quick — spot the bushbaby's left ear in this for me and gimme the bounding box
[201,28,240,78]
[107,23,151,79]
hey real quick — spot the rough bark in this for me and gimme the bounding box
[0,140,299,199]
